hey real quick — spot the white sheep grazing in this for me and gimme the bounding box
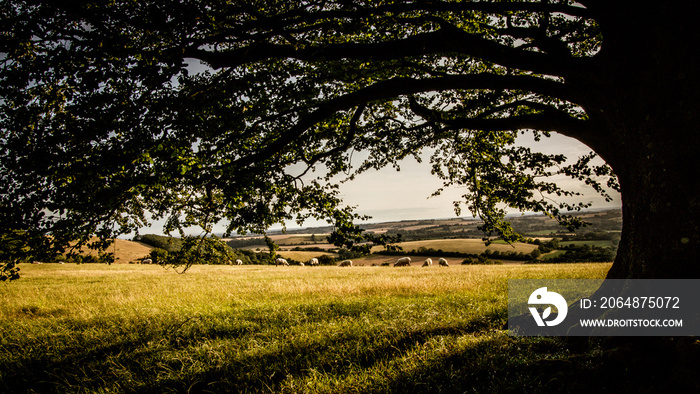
[422,258,433,267]
[141,258,153,264]
[235,259,243,265]
[299,262,305,266]
[309,258,319,266]
[338,260,353,267]
[275,258,289,266]
[394,257,411,267]
[438,258,449,267]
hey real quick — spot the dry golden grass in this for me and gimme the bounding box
[0,262,614,393]
[75,238,154,263]
[3,263,610,319]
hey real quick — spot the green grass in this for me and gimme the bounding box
[523,230,559,236]
[542,250,568,260]
[1,262,695,393]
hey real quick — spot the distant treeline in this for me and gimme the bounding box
[225,237,267,249]
[511,210,623,235]
[537,245,617,263]
[558,231,620,243]
[373,246,532,261]
[133,234,335,265]
[379,226,484,242]
[375,243,616,263]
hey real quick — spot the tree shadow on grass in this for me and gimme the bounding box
[0,300,370,391]
[8,301,696,393]
[134,309,508,393]
[0,315,260,393]
[381,336,700,394]
[0,302,508,393]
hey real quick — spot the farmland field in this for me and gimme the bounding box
[371,238,539,255]
[559,240,616,248]
[6,262,674,393]
[233,237,539,260]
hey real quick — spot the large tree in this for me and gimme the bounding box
[1,0,697,279]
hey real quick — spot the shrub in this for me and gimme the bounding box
[462,255,501,265]
[317,255,336,266]
[133,234,183,252]
[148,248,169,264]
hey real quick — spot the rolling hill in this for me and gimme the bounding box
[76,238,154,264]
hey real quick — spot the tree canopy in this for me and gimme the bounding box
[1,0,698,279]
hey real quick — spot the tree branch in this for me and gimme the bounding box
[186,26,576,76]
[409,94,588,138]
[297,103,367,178]
[439,111,588,138]
[229,73,575,170]
[225,1,591,35]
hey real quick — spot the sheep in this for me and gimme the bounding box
[275,258,289,266]
[299,262,305,266]
[338,260,353,267]
[309,258,319,266]
[141,258,153,264]
[394,257,411,267]
[235,259,243,265]
[422,258,433,267]
[438,258,449,267]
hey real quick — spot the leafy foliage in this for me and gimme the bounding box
[0,231,27,280]
[155,235,235,273]
[133,234,184,253]
[1,1,624,276]
[316,254,337,266]
[0,261,19,282]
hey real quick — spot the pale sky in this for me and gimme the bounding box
[319,132,621,225]
[134,131,621,236]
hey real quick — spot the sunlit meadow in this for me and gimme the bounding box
[1,263,617,393]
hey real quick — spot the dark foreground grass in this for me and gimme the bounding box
[1,263,698,393]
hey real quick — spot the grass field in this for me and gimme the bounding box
[1,262,695,393]
[542,250,567,260]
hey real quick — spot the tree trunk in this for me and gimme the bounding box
[575,1,700,279]
[606,140,700,279]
